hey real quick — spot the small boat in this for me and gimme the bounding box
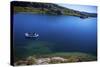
[80,16,88,19]
[25,32,39,38]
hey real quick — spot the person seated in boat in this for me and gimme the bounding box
[33,32,39,37]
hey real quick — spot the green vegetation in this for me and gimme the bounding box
[13,6,47,14]
[12,1,97,18]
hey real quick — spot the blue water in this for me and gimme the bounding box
[13,13,97,59]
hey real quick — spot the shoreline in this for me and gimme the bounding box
[14,52,97,66]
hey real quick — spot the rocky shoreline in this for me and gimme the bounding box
[14,56,69,65]
[14,52,97,66]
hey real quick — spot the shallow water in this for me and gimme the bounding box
[13,13,97,59]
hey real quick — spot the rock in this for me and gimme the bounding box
[14,60,28,65]
[51,57,68,61]
[36,58,50,64]
[50,57,68,63]
[26,56,36,65]
[15,56,69,65]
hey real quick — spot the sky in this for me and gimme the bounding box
[57,4,97,13]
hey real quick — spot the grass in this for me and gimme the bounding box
[13,6,82,17]
[13,6,49,14]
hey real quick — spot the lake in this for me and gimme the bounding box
[13,13,97,59]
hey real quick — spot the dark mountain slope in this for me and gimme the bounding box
[11,1,97,18]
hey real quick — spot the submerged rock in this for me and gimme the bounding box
[36,58,50,64]
[14,60,28,66]
[26,56,38,65]
[14,52,97,65]
[51,57,68,63]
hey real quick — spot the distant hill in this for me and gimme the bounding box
[11,1,97,19]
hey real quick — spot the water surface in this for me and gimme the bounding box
[13,13,97,59]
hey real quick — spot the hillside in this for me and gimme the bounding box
[11,1,97,18]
